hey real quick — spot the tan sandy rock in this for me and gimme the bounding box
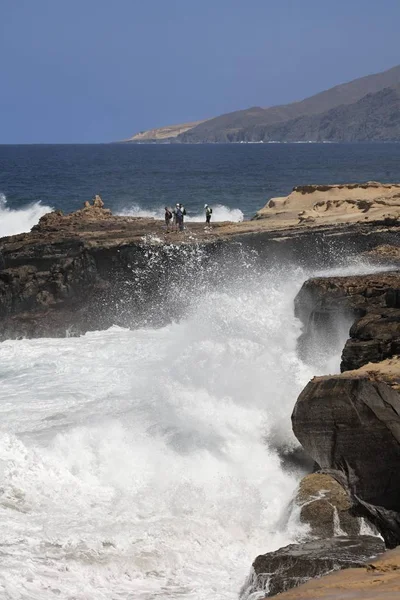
[341,357,400,392]
[254,182,400,228]
[92,194,104,208]
[365,244,400,264]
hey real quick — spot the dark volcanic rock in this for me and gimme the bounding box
[292,376,400,545]
[0,199,399,340]
[244,536,384,598]
[262,546,400,599]
[292,377,400,509]
[295,272,400,371]
[342,304,400,371]
[292,270,400,547]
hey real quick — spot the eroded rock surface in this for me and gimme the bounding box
[295,271,400,370]
[254,182,400,228]
[245,536,384,598]
[292,270,400,545]
[1,197,398,340]
[264,546,400,599]
[292,377,400,511]
[246,268,400,599]
[296,473,361,538]
[364,244,400,265]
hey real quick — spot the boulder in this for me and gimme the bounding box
[243,536,384,598]
[264,545,400,599]
[296,473,361,538]
[292,375,400,545]
[341,306,400,371]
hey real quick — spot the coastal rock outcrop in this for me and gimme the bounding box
[254,182,400,228]
[295,271,400,370]
[296,473,361,538]
[292,270,400,546]
[265,545,400,599]
[293,377,400,510]
[0,191,399,340]
[243,266,400,599]
[244,536,384,598]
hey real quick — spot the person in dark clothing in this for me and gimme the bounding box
[165,206,172,231]
[204,204,212,224]
[179,203,187,227]
[173,203,184,231]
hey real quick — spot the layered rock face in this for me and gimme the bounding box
[295,271,400,371]
[243,474,382,598]
[254,182,400,227]
[292,270,400,548]
[270,546,400,600]
[246,270,400,599]
[293,378,400,517]
[245,536,384,598]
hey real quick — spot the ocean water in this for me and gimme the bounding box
[0,144,393,598]
[0,260,361,600]
[1,143,400,236]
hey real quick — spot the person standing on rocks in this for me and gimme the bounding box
[173,203,179,230]
[173,203,184,232]
[179,203,187,228]
[205,204,212,225]
[164,206,173,231]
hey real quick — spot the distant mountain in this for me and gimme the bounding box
[124,64,400,143]
[249,83,400,142]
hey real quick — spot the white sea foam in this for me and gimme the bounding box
[0,266,349,599]
[0,193,53,237]
[118,203,244,222]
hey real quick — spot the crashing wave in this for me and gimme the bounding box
[0,193,53,237]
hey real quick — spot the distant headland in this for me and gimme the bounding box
[124,64,400,144]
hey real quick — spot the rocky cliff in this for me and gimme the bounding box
[1,187,398,340]
[245,269,400,598]
[295,270,400,371]
[292,270,400,550]
[254,182,400,228]
[1,193,400,596]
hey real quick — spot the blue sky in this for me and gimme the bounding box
[1,0,400,143]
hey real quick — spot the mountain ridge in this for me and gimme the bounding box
[124,64,400,143]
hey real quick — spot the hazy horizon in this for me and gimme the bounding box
[2,0,400,144]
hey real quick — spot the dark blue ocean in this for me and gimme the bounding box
[1,142,400,236]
